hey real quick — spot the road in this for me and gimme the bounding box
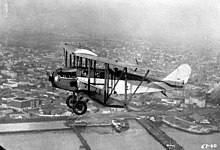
[71,108,220,122]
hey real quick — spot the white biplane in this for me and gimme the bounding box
[48,43,191,115]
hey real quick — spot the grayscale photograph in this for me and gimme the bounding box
[0,0,220,150]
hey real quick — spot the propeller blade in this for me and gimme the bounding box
[46,71,51,77]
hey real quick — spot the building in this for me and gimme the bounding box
[189,113,210,124]
[184,97,206,108]
[9,98,30,111]
[0,108,13,115]
[2,82,18,88]
[2,96,14,102]
[110,108,126,112]
[30,99,40,108]
[9,97,40,111]
[161,98,182,106]
[1,70,17,78]
[9,112,30,119]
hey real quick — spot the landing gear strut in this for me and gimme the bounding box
[66,93,88,115]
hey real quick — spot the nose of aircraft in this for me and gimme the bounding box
[48,75,53,82]
[47,71,57,88]
[47,71,53,81]
[47,71,61,88]
[54,75,60,82]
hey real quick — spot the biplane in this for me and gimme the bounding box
[48,43,191,115]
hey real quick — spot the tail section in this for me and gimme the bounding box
[162,64,191,85]
[133,64,191,94]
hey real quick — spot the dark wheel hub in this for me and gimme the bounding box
[66,95,77,108]
[73,101,87,115]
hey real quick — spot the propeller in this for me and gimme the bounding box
[46,71,53,82]
[46,70,56,92]
[46,71,51,78]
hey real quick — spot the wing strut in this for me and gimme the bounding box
[73,53,76,67]
[93,60,96,85]
[76,56,79,68]
[127,70,150,103]
[106,67,126,101]
[65,50,68,67]
[104,63,110,104]
[69,54,72,67]
[88,59,92,95]
[124,67,128,103]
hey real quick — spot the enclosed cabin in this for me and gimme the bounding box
[62,43,107,79]
[48,67,78,91]
[55,68,77,78]
[48,43,106,92]
[48,43,83,91]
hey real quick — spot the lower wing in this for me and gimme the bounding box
[77,77,175,94]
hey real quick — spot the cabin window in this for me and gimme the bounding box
[59,71,77,78]
[95,71,104,78]
[82,71,88,77]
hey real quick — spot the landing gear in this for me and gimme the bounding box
[66,95,77,108]
[72,101,87,115]
[66,93,88,115]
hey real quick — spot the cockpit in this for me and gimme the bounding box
[55,68,77,78]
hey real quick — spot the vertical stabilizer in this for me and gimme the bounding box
[162,64,191,84]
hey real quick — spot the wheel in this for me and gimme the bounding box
[66,95,77,108]
[73,101,87,115]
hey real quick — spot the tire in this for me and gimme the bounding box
[66,95,77,108]
[73,101,87,115]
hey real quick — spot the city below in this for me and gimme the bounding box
[1,31,220,150]
[1,0,220,149]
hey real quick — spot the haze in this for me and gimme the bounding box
[0,0,220,52]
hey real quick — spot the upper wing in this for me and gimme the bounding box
[62,43,92,53]
[62,44,163,73]
[75,53,158,72]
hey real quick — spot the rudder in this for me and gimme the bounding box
[162,64,191,84]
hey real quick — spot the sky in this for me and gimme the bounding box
[0,0,220,44]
